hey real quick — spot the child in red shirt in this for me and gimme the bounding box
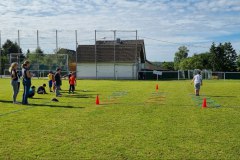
[69,73,76,94]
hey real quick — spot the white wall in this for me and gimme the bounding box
[77,63,137,79]
[77,63,96,79]
[115,64,136,79]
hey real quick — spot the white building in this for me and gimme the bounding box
[76,40,149,79]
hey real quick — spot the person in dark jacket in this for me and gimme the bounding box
[54,68,62,97]
[22,60,32,105]
[37,84,47,94]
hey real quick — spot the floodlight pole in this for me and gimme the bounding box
[135,30,138,80]
[0,30,1,75]
[56,30,58,52]
[17,30,21,66]
[75,30,78,77]
[113,30,116,80]
[37,30,39,48]
[95,30,98,79]
[36,30,40,78]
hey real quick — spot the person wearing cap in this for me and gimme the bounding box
[54,68,62,97]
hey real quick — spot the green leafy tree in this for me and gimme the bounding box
[179,52,212,70]
[174,46,189,70]
[179,57,193,70]
[2,39,22,55]
[209,42,218,71]
[26,49,31,59]
[1,39,24,73]
[161,61,174,70]
[191,52,212,70]
[210,42,237,71]
[223,42,238,71]
[210,43,225,71]
[27,47,45,70]
[56,48,76,62]
[237,54,240,71]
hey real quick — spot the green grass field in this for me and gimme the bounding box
[0,78,240,159]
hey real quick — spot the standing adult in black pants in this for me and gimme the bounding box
[54,68,62,97]
[22,60,32,105]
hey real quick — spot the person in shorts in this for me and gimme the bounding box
[48,71,53,92]
[192,70,203,96]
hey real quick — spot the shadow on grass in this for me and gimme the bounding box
[79,90,96,93]
[0,100,84,109]
[0,100,13,103]
[60,90,96,94]
[65,94,95,99]
[208,95,237,98]
[29,97,45,99]
[29,103,85,109]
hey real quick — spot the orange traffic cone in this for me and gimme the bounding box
[202,98,207,108]
[96,95,100,105]
[156,84,159,91]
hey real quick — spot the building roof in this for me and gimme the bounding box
[77,40,146,63]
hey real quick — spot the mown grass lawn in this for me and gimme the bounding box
[0,78,240,159]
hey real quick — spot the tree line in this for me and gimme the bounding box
[161,42,240,71]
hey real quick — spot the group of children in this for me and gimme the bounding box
[9,61,77,104]
[28,84,47,98]
[47,70,77,96]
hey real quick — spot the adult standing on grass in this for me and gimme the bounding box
[9,62,20,104]
[22,60,32,105]
[54,68,62,97]
[192,70,202,96]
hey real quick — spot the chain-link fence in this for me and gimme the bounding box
[0,29,79,76]
[138,70,240,80]
[1,30,240,80]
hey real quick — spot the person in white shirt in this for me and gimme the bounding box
[192,70,203,96]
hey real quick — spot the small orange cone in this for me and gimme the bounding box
[202,98,207,108]
[96,95,100,105]
[156,84,159,91]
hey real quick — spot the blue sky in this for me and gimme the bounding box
[0,0,240,61]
